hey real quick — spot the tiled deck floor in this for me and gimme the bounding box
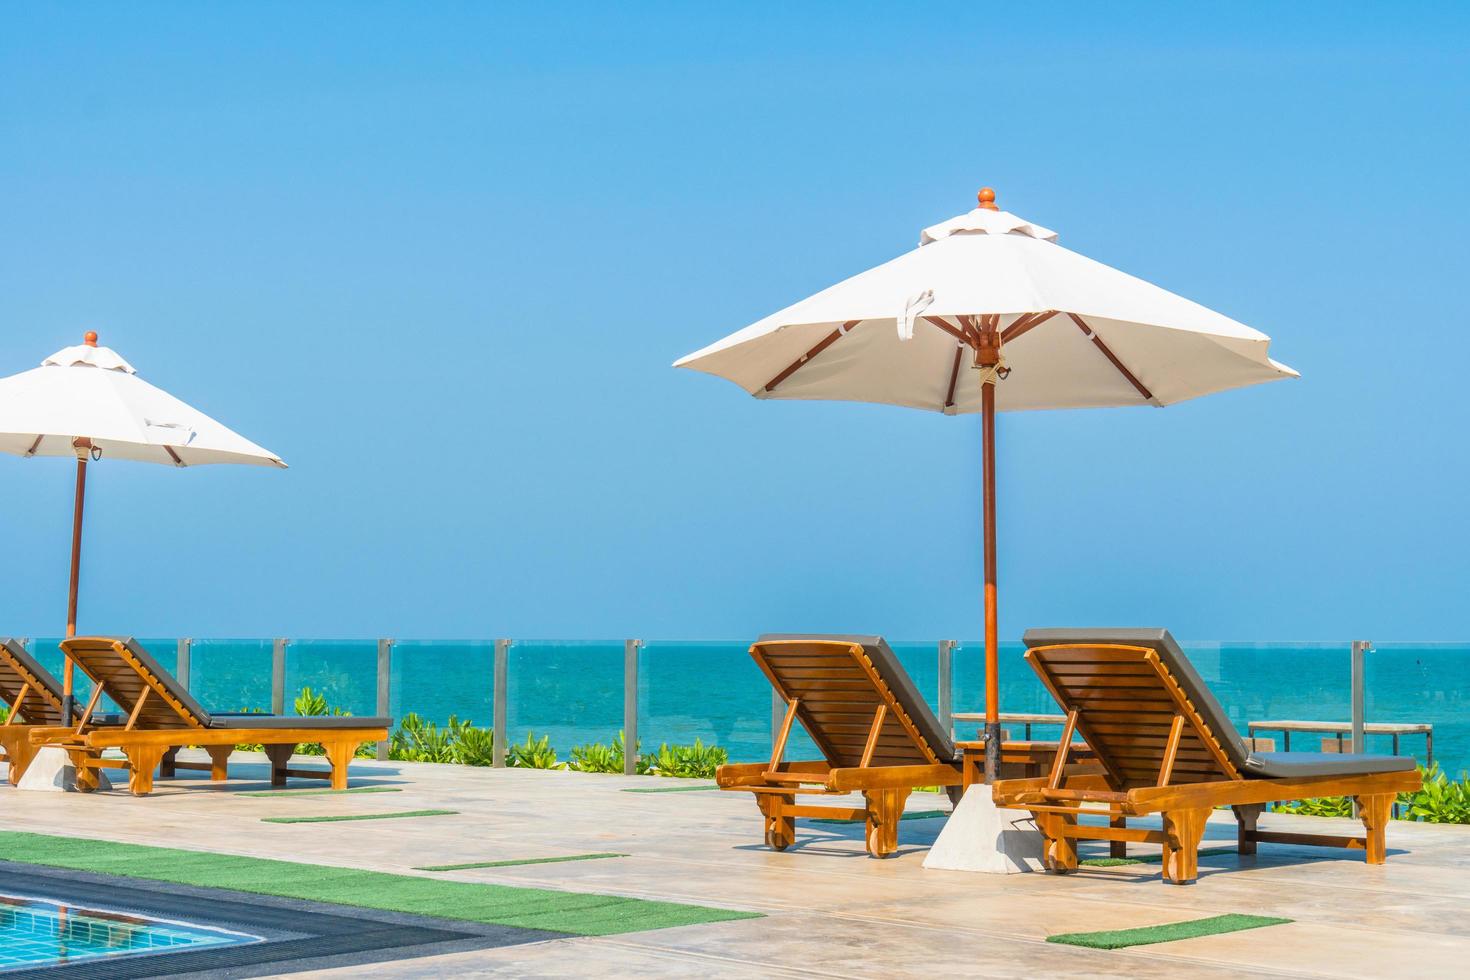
[3,753,1467,978]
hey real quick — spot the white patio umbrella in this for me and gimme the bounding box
[0,331,285,717]
[676,188,1296,781]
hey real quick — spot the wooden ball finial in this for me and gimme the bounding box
[83,330,99,347]
[977,187,998,211]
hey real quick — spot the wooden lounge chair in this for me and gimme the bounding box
[0,638,75,785]
[992,629,1422,885]
[715,635,966,858]
[37,636,390,796]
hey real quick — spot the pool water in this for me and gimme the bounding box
[0,893,256,971]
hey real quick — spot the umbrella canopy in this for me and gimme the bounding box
[0,331,284,716]
[0,337,286,468]
[676,191,1296,412]
[675,189,1296,782]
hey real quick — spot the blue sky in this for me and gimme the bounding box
[2,3,1467,641]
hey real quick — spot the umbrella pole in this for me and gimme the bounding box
[981,379,1001,783]
[62,442,89,722]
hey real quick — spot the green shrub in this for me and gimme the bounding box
[646,738,727,779]
[390,713,457,763]
[1273,795,1353,818]
[452,723,498,767]
[507,732,561,769]
[1401,765,1470,824]
[568,731,649,774]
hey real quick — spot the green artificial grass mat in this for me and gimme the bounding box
[620,784,717,793]
[810,809,948,825]
[262,809,456,824]
[241,786,403,798]
[0,831,758,937]
[417,853,629,871]
[1079,846,1238,867]
[1048,913,1292,949]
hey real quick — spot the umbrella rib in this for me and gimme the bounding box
[1001,310,1058,344]
[762,319,862,393]
[1067,313,1154,402]
[943,344,965,410]
[921,316,970,346]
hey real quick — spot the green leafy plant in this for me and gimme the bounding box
[452,723,498,767]
[1401,765,1470,824]
[507,732,561,769]
[646,738,727,779]
[1273,795,1353,818]
[390,713,457,763]
[568,731,649,774]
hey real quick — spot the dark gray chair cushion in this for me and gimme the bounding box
[1023,628,1415,780]
[117,637,216,726]
[759,634,956,763]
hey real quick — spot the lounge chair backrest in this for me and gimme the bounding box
[1021,628,1247,790]
[0,638,69,727]
[753,634,955,768]
[60,637,212,730]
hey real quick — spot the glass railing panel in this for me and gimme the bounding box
[951,639,1354,748]
[951,640,1052,741]
[639,640,782,763]
[23,636,178,717]
[388,640,495,729]
[189,639,273,713]
[506,641,623,763]
[283,639,377,717]
[1366,643,1467,775]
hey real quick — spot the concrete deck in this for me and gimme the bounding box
[2,753,1467,978]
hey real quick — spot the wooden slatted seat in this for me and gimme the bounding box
[716,635,964,858]
[992,628,1422,884]
[33,637,390,796]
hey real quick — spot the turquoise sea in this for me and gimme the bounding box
[17,638,1468,776]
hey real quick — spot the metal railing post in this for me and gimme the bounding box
[938,640,955,739]
[176,638,191,691]
[1351,641,1368,754]
[271,638,287,715]
[624,639,642,776]
[493,639,509,767]
[376,638,392,761]
[1351,640,1369,819]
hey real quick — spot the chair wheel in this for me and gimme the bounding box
[866,823,894,858]
[765,826,791,851]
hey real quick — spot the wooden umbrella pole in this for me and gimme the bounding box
[981,377,1001,782]
[62,440,91,722]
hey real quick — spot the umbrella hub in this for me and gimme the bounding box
[42,335,136,375]
[920,188,1058,245]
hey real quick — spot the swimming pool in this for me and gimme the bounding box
[0,893,257,972]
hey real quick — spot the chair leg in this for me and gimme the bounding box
[68,750,101,792]
[323,740,357,791]
[1355,793,1393,864]
[1035,811,1078,873]
[1161,807,1212,884]
[1110,815,1128,859]
[862,788,911,859]
[205,745,233,781]
[263,743,296,786]
[756,793,796,851]
[6,741,38,786]
[123,746,166,796]
[1234,803,1265,855]
[159,746,179,779]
